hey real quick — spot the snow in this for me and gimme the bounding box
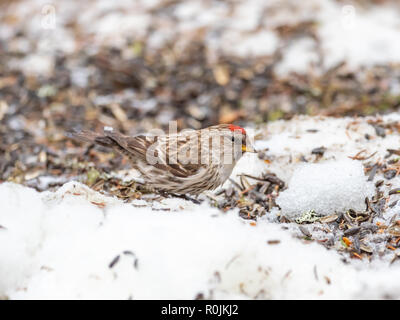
[3,0,400,75]
[10,54,54,77]
[275,37,319,76]
[0,181,386,299]
[318,4,400,69]
[220,30,279,58]
[277,159,375,218]
[2,0,400,300]
[1,114,400,300]
[254,114,400,182]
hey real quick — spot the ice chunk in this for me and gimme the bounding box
[277,159,374,218]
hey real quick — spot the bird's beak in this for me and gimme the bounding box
[242,144,257,153]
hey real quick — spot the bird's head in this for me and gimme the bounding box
[204,124,257,163]
[226,124,256,154]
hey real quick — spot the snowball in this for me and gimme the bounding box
[276,159,374,218]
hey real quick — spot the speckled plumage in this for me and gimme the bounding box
[70,124,254,195]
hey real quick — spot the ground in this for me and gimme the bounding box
[1,0,400,299]
[1,114,400,299]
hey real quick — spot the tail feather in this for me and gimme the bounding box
[66,129,114,148]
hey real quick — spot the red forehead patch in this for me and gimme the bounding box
[228,124,246,135]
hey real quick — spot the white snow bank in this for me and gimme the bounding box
[1,179,400,300]
[277,159,374,218]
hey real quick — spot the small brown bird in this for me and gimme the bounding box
[69,124,256,195]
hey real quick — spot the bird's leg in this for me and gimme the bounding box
[171,193,202,205]
[127,177,157,195]
[155,189,201,205]
[158,190,171,198]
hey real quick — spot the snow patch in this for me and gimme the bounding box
[277,159,374,218]
[275,38,319,76]
[0,181,376,299]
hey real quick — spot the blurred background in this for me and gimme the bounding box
[1,0,400,187]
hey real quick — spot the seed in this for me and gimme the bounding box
[319,214,339,223]
[344,227,361,236]
[109,255,120,269]
[311,146,326,156]
[299,225,312,238]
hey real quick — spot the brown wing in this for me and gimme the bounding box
[69,129,205,178]
[151,134,205,178]
[106,131,204,178]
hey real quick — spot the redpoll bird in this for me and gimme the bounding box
[69,124,256,195]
